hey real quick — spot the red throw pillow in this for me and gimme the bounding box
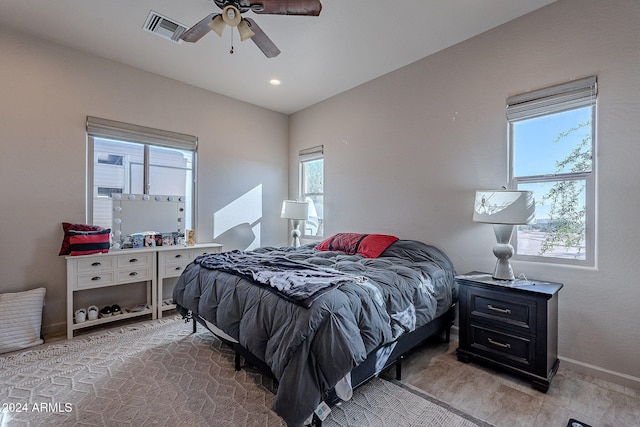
[68,229,111,256]
[315,233,399,258]
[59,222,104,255]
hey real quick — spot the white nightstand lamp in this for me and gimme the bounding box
[281,200,309,247]
[473,190,535,280]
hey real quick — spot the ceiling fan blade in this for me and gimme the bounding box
[244,18,281,58]
[180,13,218,42]
[250,0,322,16]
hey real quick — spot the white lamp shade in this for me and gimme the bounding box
[281,200,309,220]
[473,190,535,225]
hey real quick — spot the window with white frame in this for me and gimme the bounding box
[299,145,324,239]
[508,76,596,266]
[86,116,196,230]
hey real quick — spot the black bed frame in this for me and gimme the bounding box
[180,304,456,426]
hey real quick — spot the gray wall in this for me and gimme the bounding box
[1,0,638,391]
[289,0,640,387]
[0,26,289,337]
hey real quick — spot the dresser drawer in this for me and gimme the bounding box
[116,252,153,268]
[163,249,192,263]
[75,271,116,289]
[163,262,190,278]
[117,265,153,283]
[470,325,534,370]
[161,249,193,278]
[74,257,115,273]
[469,291,535,331]
[192,247,221,257]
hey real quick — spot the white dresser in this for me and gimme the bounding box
[66,243,222,339]
[156,244,223,318]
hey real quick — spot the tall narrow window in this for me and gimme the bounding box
[299,145,324,239]
[508,76,596,266]
[86,117,197,230]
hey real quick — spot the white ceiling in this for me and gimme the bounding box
[0,0,556,114]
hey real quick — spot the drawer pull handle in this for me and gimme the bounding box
[487,304,511,314]
[129,258,139,263]
[91,262,101,267]
[488,338,511,349]
[91,276,102,281]
[175,266,183,271]
[129,271,138,276]
[174,254,183,259]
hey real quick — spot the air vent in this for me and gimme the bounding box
[143,11,187,43]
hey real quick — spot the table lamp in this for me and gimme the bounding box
[473,190,535,280]
[281,200,309,247]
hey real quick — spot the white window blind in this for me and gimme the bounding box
[86,116,197,151]
[507,76,597,121]
[299,145,323,162]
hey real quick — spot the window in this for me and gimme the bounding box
[86,116,196,230]
[299,145,324,239]
[508,76,596,266]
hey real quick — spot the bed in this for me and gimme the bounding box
[173,236,457,426]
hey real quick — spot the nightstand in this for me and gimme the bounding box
[455,272,563,392]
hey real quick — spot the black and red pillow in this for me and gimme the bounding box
[59,222,108,256]
[67,228,111,256]
[315,233,399,258]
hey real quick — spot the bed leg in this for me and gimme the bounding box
[444,326,451,343]
[234,352,241,371]
[395,355,403,380]
[184,310,197,334]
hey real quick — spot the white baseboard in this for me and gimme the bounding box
[559,356,640,391]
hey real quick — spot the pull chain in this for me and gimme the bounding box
[230,28,234,54]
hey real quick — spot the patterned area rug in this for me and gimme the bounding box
[0,316,488,426]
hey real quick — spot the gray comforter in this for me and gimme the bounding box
[173,239,456,426]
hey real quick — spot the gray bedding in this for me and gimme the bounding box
[173,239,456,426]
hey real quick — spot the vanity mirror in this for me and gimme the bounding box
[111,193,185,249]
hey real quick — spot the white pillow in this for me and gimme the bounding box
[0,287,46,354]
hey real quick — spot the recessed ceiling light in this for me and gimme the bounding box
[270,79,281,86]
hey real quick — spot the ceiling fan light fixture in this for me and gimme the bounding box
[208,14,226,37]
[237,19,255,41]
[221,5,242,27]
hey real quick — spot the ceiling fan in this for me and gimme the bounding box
[180,0,322,58]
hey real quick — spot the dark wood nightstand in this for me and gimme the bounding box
[455,272,563,392]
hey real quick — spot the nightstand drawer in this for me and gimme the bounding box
[470,325,533,369]
[469,291,535,331]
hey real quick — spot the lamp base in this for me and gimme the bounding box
[493,257,514,281]
[492,224,516,281]
[290,220,302,248]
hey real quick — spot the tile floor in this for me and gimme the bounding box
[390,338,640,427]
